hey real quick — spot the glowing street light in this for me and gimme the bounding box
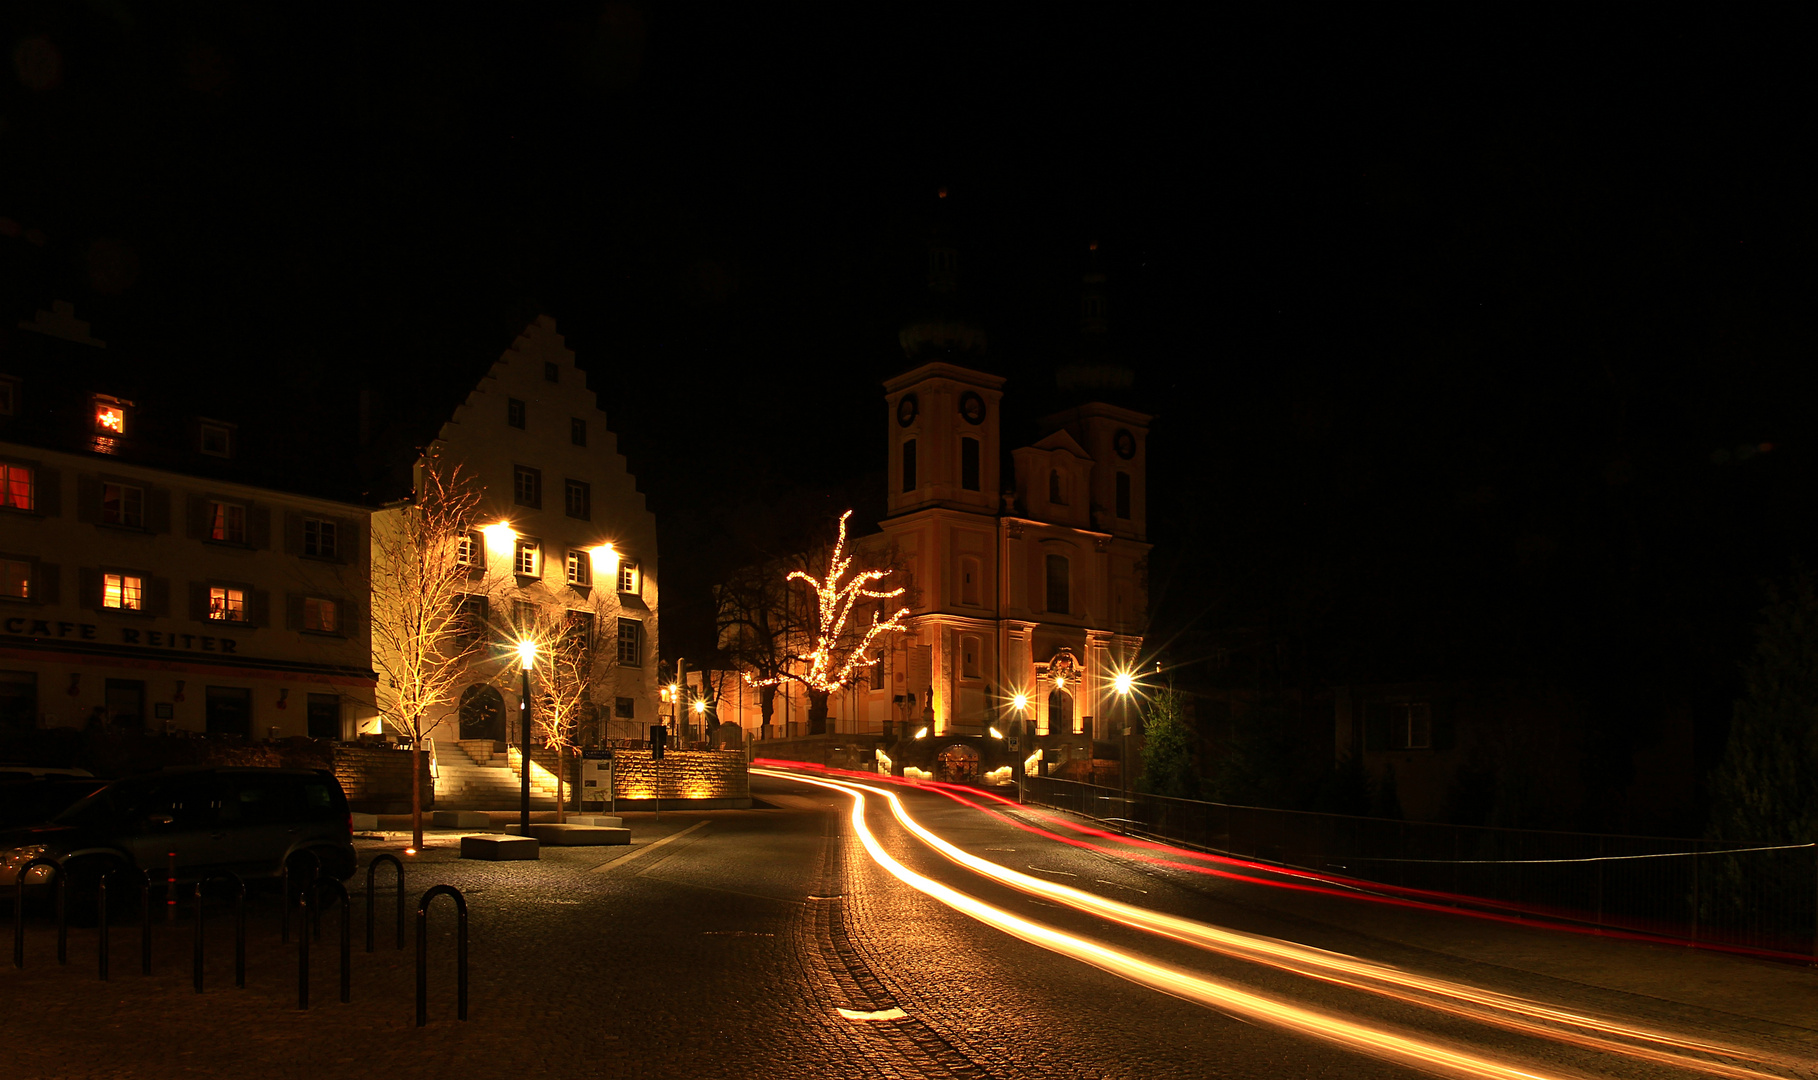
[988,726,1004,739]
[1112,667,1136,825]
[516,638,538,833]
[913,727,928,740]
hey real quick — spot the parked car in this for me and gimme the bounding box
[0,777,112,829]
[0,767,356,900]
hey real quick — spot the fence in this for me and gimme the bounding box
[1021,775,1818,959]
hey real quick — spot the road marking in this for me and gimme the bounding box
[589,821,708,873]
[1027,866,1076,876]
[838,1007,907,1022]
[1097,879,1149,894]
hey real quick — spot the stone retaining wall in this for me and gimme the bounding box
[332,745,434,814]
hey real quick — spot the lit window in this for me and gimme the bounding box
[565,478,590,520]
[0,463,33,511]
[566,548,592,587]
[617,561,639,594]
[508,398,526,429]
[514,538,541,577]
[101,483,144,528]
[1,560,28,600]
[513,465,541,508]
[103,573,143,611]
[199,422,233,458]
[209,587,245,622]
[617,618,642,666]
[94,396,128,436]
[304,597,338,633]
[209,501,246,544]
[571,418,587,447]
[303,517,337,558]
[456,531,479,567]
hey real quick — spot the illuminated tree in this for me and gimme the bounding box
[746,510,910,735]
[370,457,491,850]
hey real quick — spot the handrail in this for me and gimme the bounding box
[365,854,405,952]
[97,866,153,981]
[12,856,66,968]
[415,884,468,1026]
[192,873,247,992]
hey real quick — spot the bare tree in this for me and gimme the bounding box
[746,511,911,735]
[714,556,806,738]
[370,457,492,850]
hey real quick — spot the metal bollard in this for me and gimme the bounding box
[297,893,310,1009]
[280,850,320,945]
[12,858,66,969]
[365,854,406,952]
[415,885,468,1026]
[189,875,246,993]
[314,879,352,1003]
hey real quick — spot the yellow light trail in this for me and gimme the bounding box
[759,767,1810,1080]
[763,769,1563,1080]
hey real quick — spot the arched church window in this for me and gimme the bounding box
[903,439,918,493]
[1049,469,1065,505]
[961,437,980,491]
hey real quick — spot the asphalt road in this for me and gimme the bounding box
[2,770,1815,1079]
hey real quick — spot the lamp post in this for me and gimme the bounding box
[1010,692,1029,803]
[516,639,537,834]
[1113,670,1135,831]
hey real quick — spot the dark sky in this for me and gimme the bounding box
[3,5,1813,725]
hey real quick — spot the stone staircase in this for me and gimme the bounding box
[432,738,560,810]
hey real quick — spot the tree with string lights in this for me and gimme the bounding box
[745,510,911,735]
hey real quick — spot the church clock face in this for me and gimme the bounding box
[1114,428,1137,460]
[896,394,919,428]
[958,391,987,425]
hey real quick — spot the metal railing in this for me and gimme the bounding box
[1021,775,1818,959]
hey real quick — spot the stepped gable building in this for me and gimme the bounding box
[373,316,659,777]
[0,302,377,740]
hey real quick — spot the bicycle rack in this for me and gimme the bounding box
[97,867,153,981]
[308,878,352,1004]
[192,873,246,992]
[365,854,406,953]
[415,885,468,1026]
[12,857,67,968]
[279,849,320,945]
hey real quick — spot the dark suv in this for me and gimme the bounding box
[0,767,355,896]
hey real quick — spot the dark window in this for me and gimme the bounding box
[563,610,595,654]
[960,556,981,606]
[303,518,338,558]
[105,679,143,728]
[544,361,559,383]
[0,671,36,734]
[454,595,489,647]
[101,483,144,528]
[565,478,590,520]
[205,686,252,737]
[902,439,917,493]
[1045,554,1070,614]
[508,398,526,429]
[870,653,885,690]
[960,437,980,491]
[615,696,635,718]
[199,423,232,458]
[1,560,28,600]
[1116,471,1131,520]
[513,465,541,508]
[571,418,587,446]
[1049,470,1065,505]
[307,693,340,739]
[617,619,643,666]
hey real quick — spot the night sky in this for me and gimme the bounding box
[3,7,1813,798]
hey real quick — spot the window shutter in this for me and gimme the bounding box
[186,495,210,539]
[147,577,170,618]
[248,505,272,549]
[79,567,102,610]
[76,476,99,524]
[286,594,305,631]
[338,516,360,564]
[249,589,271,628]
[1363,701,1390,752]
[37,467,61,517]
[283,512,303,555]
[1431,699,1457,751]
[146,487,172,533]
[36,562,61,605]
[338,598,359,637]
[189,582,210,621]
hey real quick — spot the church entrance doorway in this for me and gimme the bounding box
[935,743,979,784]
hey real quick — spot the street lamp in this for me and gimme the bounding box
[516,638,537,833]
[1009,692,1030,801]
[1112,668,1135,830]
